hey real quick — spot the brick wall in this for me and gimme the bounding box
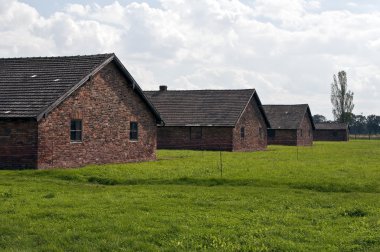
[157,96,268,152]
[314,129,349,141]
[267,129,297,146]
[233,98,267,151]
[268,113,313,146]
[297,114,313,146]
[157,126,233,150]
[0,119,38,169]
[37,62,157,169]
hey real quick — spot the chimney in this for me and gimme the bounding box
[159,85,167,91]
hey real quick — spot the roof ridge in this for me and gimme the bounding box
[263,104,308,106]
[316,122,347,124]
[145,88,258,127]
[145,88,256,92]
[0,53,115,60]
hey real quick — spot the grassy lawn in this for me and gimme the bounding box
[1,140,380,251]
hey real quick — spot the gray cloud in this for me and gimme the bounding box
[0,0,379,118]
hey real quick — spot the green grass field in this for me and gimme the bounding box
[1,140,380,251]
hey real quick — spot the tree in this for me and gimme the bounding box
[349,114,367,135]
[331,71,354,123]
[366,115,380,135]
[313,114,327,124]
[345,112,356,125]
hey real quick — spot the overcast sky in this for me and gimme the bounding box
[1,0,380,119]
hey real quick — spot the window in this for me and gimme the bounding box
[300,129,303,137]
[190,127,202,140]
[268,129,275,138]
[0,128,11,138]
[333,131,338,137]
[130,122,138,140]
[240,127,245,139]
[259,127,263,139]
[70,120,82,142]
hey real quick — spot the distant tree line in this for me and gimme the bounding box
[350,114,380,135]
[313,113,380,135]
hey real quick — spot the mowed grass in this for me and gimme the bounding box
[1,140,380,251]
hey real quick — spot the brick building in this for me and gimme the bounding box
[144,87,270,151]
[0,54,162,169]
[314,122,349,141]
[262,104,315,146]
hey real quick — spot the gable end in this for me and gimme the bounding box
[234,91,270,128]
[35,54,163,124]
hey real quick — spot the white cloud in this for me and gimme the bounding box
[0,0,379,118]
[348,2,358,8]
[65,3,91,16]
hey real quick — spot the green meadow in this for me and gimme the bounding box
[1,140,380,251]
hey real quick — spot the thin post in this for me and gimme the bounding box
[201,143,204,171]
[51,141,55,166]
[219,145,223,178]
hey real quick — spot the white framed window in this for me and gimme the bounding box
[70,120,83,142]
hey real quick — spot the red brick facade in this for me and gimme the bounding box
[233,98,267,151]
[157,127,233,150]
[314,129,349,141]
[1,62,158,169]
[157,98,267,151]
[267,113,313,146]
[0,119,38,169]
[296,113,313,146]
[267,129,297,146]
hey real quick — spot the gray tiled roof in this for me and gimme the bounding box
[315,122,348,130]
[263,104,315,130]
[0,54,162,123]
[144,89,269,127]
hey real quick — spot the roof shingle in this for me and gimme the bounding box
[315,122,348,130]
[263,104,315,130]
[144,89,268,127]
[0,54,113,118]
[0,54,162,123]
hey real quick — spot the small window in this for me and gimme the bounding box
[268,129,275,138]
[333,131,338,137]
[259,127,263,139]
[300,129,303,137]
[0,128,11,137]
[190,127,202,140]
[70,120,82,142]
[130,122,138,140]
[240,127,245,139]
